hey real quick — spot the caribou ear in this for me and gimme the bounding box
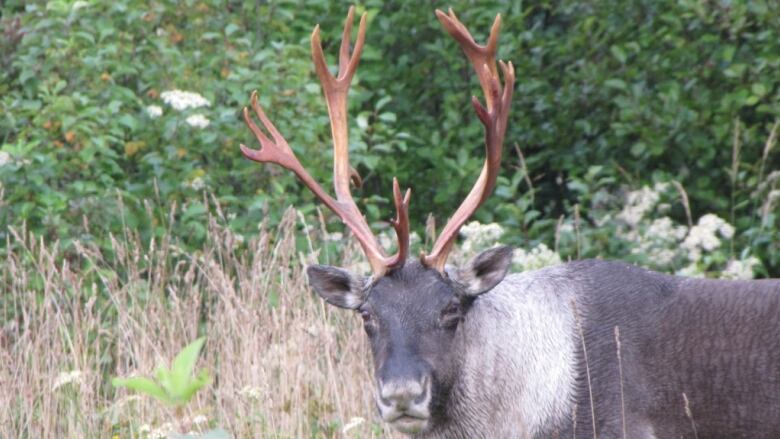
[306,265,366,309]
[455,246,514,296]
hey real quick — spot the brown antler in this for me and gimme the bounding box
[421,9,515,271]
[240,6,411,277]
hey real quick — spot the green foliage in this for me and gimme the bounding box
[113,337,211,408]
[1,0,779,273]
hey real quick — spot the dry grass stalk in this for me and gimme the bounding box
[0,201,400,438]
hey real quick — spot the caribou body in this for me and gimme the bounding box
[239,7,780,438]
[309,251,780,438]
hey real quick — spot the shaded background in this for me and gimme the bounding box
[1,0,779,270]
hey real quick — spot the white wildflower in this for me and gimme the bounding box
[342,417,365,433]
[52,370,83,391]
[629,216,688,268]
[618,185,661,227]
[378,230,420,252]
[72,1,89,10]
[460,221,504,241]
[698,213,734,239]
[189,177,205,191]
[326,231,343,242]
[512,243,561,272]
[185,114,210,129]
[722,257,761,280]
[0,151,11,167]
[138,424,152,435]
[160,90,211,111]
[148,422,174,439]
[646,216,688,241]
[677,263,705,278]
[650,248,678,267]
[146,105,163,118]
[191,414,208,426]
[682,214,734,261]
[239,385,264,400]
[460,221,504,254]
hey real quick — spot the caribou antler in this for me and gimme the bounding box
[421,9,515,272]
[240,6,411,277]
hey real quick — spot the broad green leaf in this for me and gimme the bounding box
[112,377,170,404]
[171,337,207,393]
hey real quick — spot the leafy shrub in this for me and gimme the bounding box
[1,0,778,274]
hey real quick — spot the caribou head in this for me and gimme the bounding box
[239,7,514,434]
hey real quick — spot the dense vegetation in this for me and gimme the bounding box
[2,0,779,436]
[2,0,779,274]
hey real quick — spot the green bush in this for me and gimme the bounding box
[1,0,778,274]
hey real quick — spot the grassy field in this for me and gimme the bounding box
[1,200,400,438]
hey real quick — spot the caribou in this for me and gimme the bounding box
[239,7,780,438]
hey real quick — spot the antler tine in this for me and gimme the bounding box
[240,91,342,217]
[422,12,515,272]
[387,177,412,268]
[435,8,502,109]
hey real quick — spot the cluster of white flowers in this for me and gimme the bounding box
[617,183,666,227]
[239,385,264,400]
[160,90,211,111]
[722,256,762,280]
[342,417,365,434]
[459,221,505,255]
[52,370,83,391]
[72,0,89,10]
[377,231,421,253]
[190,415,208,426]
[146,105,163,118]
[139,422,174,439]
[512,243,562,272]
[676,263,704,278]
[681,214,734,261]
[188,176,205,191]
[627,216,688,268]
[0,151,11,167]
[185,114,210,129]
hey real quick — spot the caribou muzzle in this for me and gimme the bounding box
[376,374,432,434]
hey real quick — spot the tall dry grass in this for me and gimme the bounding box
[0,199,399,438]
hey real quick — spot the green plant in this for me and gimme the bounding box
[113,337,211,411]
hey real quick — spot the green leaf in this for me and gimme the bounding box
[604,79,627,91]
[610,45,627,64]
[112,376,171,404]
[170,336,206,394]
[224,23,240,37]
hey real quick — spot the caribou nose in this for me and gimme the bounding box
[379,374,430,410]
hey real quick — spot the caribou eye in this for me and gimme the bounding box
[359,309,377,336]
[439,302,462,329]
